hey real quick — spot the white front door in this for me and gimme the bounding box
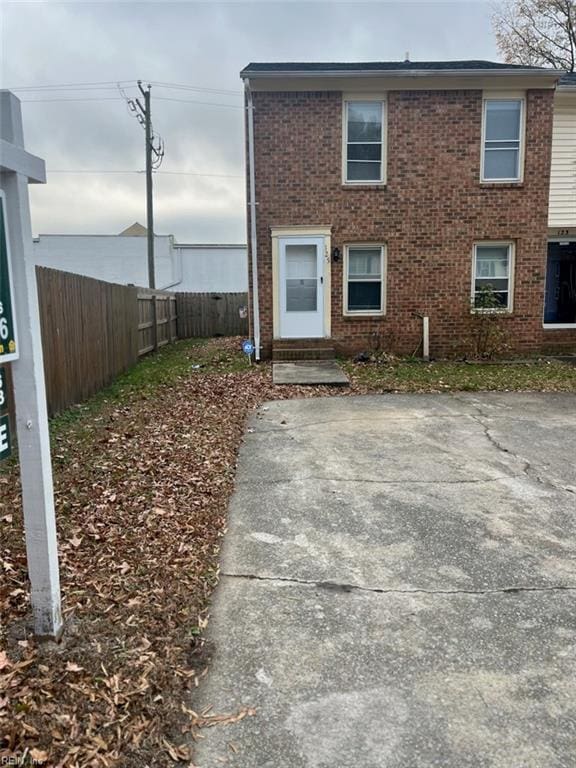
[279,237,325,338]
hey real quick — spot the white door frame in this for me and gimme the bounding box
[271,226,331,340]
[278,236,325,339]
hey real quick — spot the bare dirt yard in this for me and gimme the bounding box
[1,338,575,766]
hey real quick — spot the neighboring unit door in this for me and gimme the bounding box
[278,237,325,338]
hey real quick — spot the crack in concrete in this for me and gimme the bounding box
[236,474,526,487]
[221,571,576,597]
[254,412,476,434]
[451,395,576,498]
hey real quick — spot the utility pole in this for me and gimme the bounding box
[137,81,155,291]
[132,81,164,352]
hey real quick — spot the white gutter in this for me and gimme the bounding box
[240,68,559,81]
[245,78,261,361]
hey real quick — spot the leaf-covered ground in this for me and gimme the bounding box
[1,338,575,766]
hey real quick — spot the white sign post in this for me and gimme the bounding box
[0,90,62,639]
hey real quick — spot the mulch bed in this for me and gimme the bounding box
[0,339,344,767]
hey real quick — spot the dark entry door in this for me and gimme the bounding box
[545,241,576,325]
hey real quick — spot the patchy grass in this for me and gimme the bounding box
[51,338,250,437]
[343,358,576,393]
[0,338,333,767]
[2,338,576,766]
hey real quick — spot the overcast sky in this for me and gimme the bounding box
[1,0,500,243]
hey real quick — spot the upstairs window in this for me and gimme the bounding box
[344,245,385,314]
[482,98,524,182]
[472,243,514,312]
[344,100,385,184]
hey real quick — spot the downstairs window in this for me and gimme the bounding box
[344,245,385,315]
[472,243,514,312]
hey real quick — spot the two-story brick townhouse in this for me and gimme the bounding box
[240,60,571,360]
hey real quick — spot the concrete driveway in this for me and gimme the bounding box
[193,393,576,768]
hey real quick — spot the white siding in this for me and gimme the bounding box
[33,234,176,288]
[175,245,248,292]
[549,93,576,228]
[32,235,248,293]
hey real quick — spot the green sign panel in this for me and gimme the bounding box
[0,191,18,363]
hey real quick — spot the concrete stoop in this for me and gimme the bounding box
[272,360,350,386]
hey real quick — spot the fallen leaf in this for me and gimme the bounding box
[65,662,84,673]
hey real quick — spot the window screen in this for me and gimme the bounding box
[483,100,522,181]
[346,102,384,183]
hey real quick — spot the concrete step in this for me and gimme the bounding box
[273,346,335,361]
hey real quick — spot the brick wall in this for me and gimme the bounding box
[247,87,574,358]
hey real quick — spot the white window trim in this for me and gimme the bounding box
[471,241,515,314]
[343,243,386,316]
[342,94,387,186]
[480,94,526,184]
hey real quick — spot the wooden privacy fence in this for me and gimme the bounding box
[176,292,248,338]
[37,268,139,416]
[137,291,178,355]
[34,268,249,416]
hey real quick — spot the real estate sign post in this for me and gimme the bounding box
[0,90,62,639]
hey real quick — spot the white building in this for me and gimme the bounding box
[32,223,248,293]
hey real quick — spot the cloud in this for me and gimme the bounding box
[3,1,497,242]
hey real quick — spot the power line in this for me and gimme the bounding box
[20,97,125,103]
[7,79,242,97]
[20,95,243,108]
[47,169,244,178]
[149,80,242,96]
[4,79,137,91]
[154,96,243,108]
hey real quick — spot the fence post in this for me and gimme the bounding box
[152,293,158,352]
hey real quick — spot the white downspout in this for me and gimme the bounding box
[422,316,430,361]
[245,79,261,361]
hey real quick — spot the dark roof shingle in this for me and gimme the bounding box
[559,71,576,86]
[241,60,554,76]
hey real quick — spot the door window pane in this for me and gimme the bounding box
[286,279,317,312]
[286,244,316,278]
[285,244,318,312]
